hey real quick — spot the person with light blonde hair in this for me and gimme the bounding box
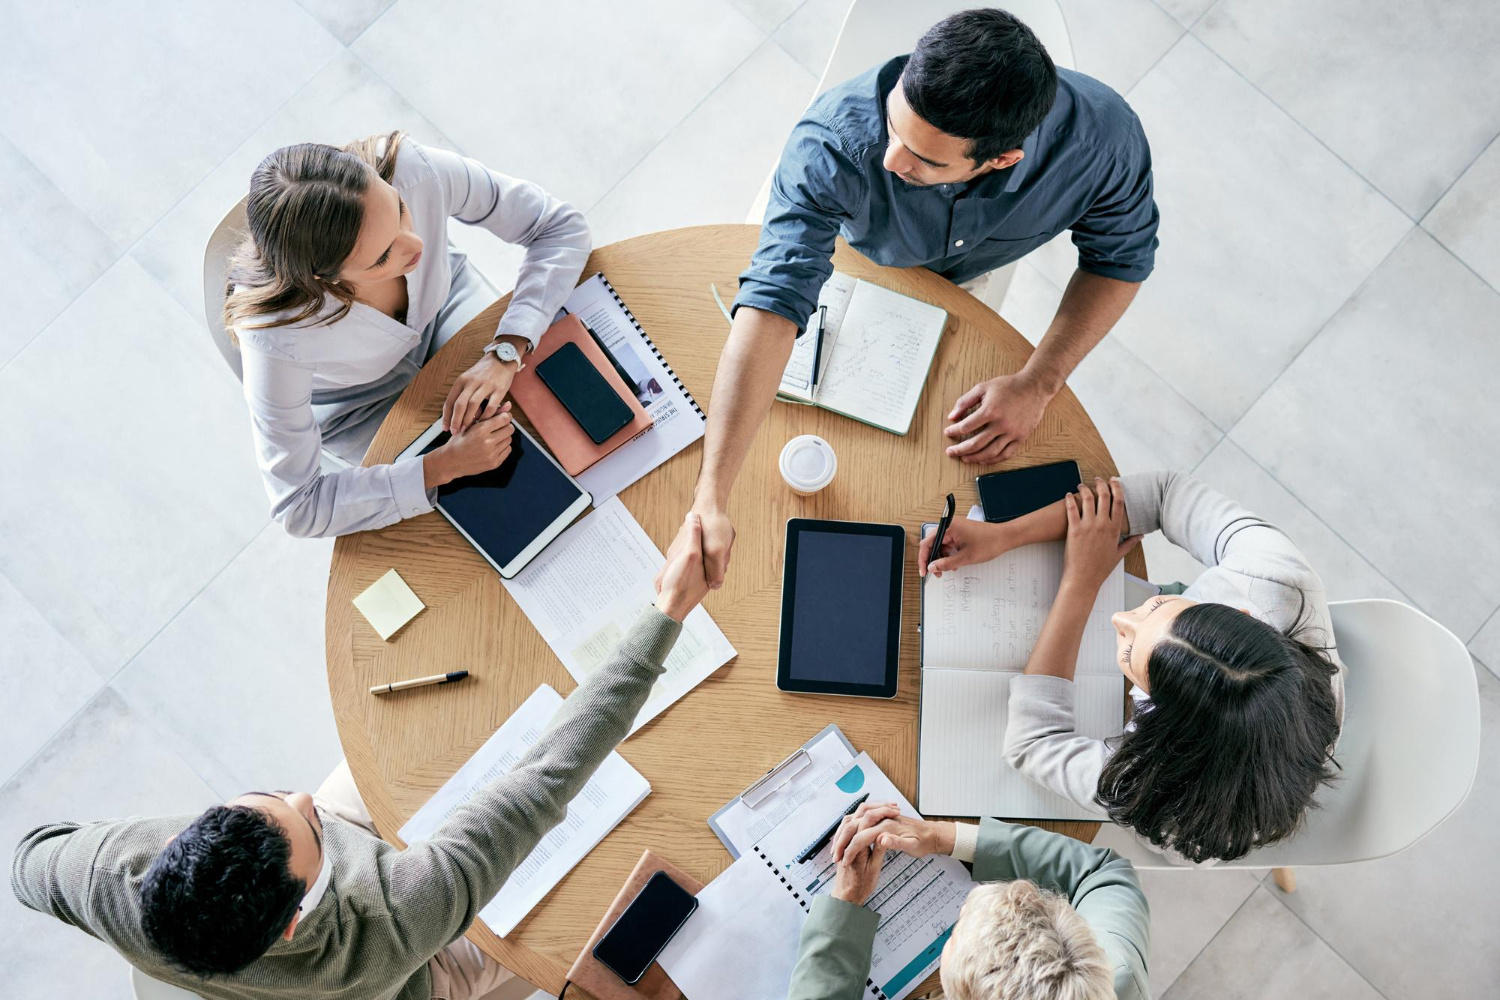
[785,804,1148,1000]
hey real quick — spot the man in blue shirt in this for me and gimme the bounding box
[662,10,1158,587]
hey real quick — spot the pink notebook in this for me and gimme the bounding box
[510,314,652,475]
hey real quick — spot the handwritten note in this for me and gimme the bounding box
[923,540,1122,672]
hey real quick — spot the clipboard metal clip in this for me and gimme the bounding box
[739,748,812,809]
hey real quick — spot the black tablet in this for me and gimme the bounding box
[777,519,905,699]
[398,417,592,579]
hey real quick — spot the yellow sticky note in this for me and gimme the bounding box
[352,569,425,641]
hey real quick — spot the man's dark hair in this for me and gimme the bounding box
[1096,600,1341,863]
[902,8,1058,163]
[140,805,306,976]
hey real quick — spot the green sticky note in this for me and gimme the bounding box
[352,569,424,641]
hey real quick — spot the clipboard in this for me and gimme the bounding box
[707,724,856,858]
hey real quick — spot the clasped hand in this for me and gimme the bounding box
[826,802,955,906]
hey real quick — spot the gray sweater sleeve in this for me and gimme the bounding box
[387,606,680,957]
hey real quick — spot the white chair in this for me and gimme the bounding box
[745,0,1075,315]
[202,197,251,383]
[1092,599,1483,890]
[129,966,202,1000]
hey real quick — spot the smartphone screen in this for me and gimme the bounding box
[976,460,1083,522]
[592,871,699,984]
[535,341,634,444]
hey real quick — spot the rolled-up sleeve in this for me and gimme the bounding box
[240,343,434,539]
[418,143,591,348]
[734,117,866,335]
[1070,115,1158,283]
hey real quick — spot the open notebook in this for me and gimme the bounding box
[778,272,948,435]
[918,537,1126,821]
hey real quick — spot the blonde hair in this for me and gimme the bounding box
[938,880,1113,1000]
[222,131,406,340]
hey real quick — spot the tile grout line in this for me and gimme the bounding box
[1467,603,1500,652]
[1183,15,1420,226]
[0,43,348,380]
[577,38,776,217]
[1472,651,1499,684]
[1121,24,1191,103]
[1158,880,1262,997]
[1262,886,1395,1000]
[1416,128,1500,231]
[0,524,270,794]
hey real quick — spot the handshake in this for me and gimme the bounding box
[653,512,714,623]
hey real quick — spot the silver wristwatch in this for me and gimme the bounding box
[483,339,527,371]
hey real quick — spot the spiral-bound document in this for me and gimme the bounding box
[658,753,972,1000]
[561,273,706,503]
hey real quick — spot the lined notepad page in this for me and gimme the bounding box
[814,281,948,434]
[922,541,1124,673]
[918,670,1121,819]
[780,272,857,400]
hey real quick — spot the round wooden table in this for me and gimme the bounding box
[326,225,1146,997]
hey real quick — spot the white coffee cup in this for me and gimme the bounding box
[779,435,837,495]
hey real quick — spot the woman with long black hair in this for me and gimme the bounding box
[919,471,1343,863]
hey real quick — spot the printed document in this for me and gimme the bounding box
[502,497,736,734]
[397,685,649,937]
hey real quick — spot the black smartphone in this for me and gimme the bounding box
[592,871,699,985]
[976,460,1082,522]
[535,341,634,444]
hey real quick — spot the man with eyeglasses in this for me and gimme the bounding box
[10,518,715,1000]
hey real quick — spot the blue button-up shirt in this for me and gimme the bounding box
[735,57,1159,333]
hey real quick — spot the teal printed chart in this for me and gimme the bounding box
[763,753,973,1000]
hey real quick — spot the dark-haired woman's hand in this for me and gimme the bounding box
[918,517,1011,577]
[1061,477,1140,593]
[444,349,522,435]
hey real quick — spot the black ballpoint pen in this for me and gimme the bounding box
[795,792,870,864]
[811,305,828,390]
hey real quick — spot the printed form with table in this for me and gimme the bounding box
[370,272,1126,1000]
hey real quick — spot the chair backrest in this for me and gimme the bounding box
[816,0,1073,100]
[130,966,204,1000]
[1096,599,1482,869]
[746,0,1074,223]
[202,196,250,383]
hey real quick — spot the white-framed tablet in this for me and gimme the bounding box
[397,417,592,579]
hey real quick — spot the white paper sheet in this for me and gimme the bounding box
[396,685,649,937]
[922,541,1124,673]
[656,851,808,1000]
[918,669,1121,820]
[502,497,736,735]
[563,275,705,503]
[661,753,973,1000]
[758,754,974,1000]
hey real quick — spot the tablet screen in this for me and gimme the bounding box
[419,425,585,571]
[779,521,904,697]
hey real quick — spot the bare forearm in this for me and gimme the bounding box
[1022,580,1096,680]
[694,307,796,509]
[1021,270,1140,394]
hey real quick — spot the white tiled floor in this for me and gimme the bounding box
[2,2,1496,998]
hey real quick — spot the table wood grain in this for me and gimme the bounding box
[326,225,1146,998]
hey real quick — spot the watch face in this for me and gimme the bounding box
[494,343,519,362]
